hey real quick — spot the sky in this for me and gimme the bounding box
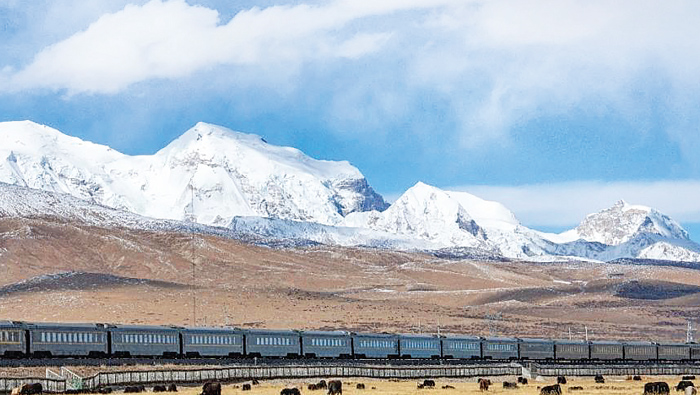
[1,0,700,240]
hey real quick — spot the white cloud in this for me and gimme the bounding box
[4,0,700,167]
[5,0,454,94]
[451,180,700,228]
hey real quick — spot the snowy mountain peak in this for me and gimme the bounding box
[0,121,388,227]
[343,182,487,248]
[574,200,689,246]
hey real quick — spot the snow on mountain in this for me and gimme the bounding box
[2,121,699,263]
[543,201,700,262]
[229,216,441,250]
[343,182,488,248]
[0,121,388,227]
[568,200,689,245]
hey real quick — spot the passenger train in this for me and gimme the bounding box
[1,321,699,362]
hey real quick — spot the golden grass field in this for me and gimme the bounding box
[167,376,684,395]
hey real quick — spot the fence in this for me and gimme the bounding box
[7,362,700,393]
[530,363,700,377]
[0,378,66,393]
[80,364,519,389]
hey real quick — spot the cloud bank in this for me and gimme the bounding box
[3,0,700,175]
[455,180,700,228]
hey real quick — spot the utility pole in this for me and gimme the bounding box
[688,321,694,343]
[188,182,197,327]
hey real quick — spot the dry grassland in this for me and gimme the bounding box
[164,377,677,395]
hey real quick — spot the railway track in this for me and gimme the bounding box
[1,357,698,368]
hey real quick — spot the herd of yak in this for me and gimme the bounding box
[475,375,700,395]
[6,374,700,395]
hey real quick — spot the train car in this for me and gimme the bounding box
[518,338,554,360]
[482,337,518,360]
[181,327,244,358]
[657,342,690,361]
[244,329,301,358]
[109,324,180,357]
[352,333,399,359]
[441,335,481,359]
[300,330,352,358]
[554,340,589,360]
[398,334,441,359]
[623,341,657,361]
[689,343,700,361]
[590,340,623,360]
[0,321,27,358]
[28,323,108,357]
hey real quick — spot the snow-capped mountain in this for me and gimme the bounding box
[541,200,700,262]
[343,182,488,248]
[561,200,689,245]
[0,121,387,227]
[1,120,699,263]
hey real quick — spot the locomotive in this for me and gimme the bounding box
[1,320,699,361]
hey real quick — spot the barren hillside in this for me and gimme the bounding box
[1,216,699,341]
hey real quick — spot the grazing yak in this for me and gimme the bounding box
[422,380,436,388]
[124,386,144,394]
[442,386,455,390]
[678,382,696,392]
[308,384,318,391]
[356,384,365,390]
[685,377,697,381]
[540,384,562,395]
[14,384,43,395]
[153,386,167,392]
[97,388,113,394]
[595,375,605,384]
[479,379,491,392]
[281,389,301,395]
[517,377,528,385]
[242,384,252,391]
[328,380,342,395]
[569,386,584,391]
[557,377,567,385]
[167,384,178,392]
[645,382,671,395]
[503,382,518,389]
[202,382,222,395]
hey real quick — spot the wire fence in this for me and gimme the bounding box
[79,363,517,390]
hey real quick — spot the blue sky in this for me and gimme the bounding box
[1,0,700,240]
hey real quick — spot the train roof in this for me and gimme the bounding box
[301,330,351,336]
[26,322,107,330]
[590,340,623,345]
[624,341,656,346]
[398,333,441,339]
[442,334,481,340]
[553,339,589,344]
[518,338,554,343]
[483,336,518,342]
[107,324,181,331]
[657,342,689,346]
[351,332,398,338]
[181,326,243,333]
[0,320,24,327]
[243,329,299,335]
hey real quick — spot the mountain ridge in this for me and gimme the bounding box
[1,120,699,263]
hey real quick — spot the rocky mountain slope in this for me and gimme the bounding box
[1,120,699,263]
[0,121,387,227]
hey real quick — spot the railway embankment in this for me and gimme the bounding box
[3,361,700,393]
